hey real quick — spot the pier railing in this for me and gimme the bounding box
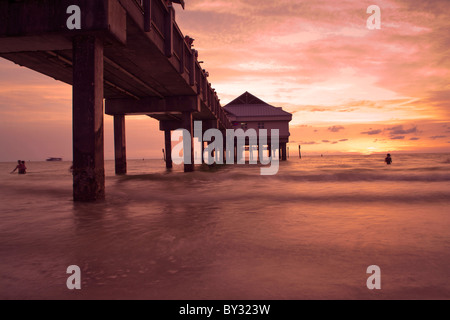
[129,0,231,129]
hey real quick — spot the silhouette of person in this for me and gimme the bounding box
[19,161,27,174]
[385,154,392,165]
[11,160,21,174]
[11,160,27,174]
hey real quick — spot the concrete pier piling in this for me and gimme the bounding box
[281,142,287,161]
[72,36,105,201]
[164,130,173,169]
[114,114,127,175]
[182,111,194,172]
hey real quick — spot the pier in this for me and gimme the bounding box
[0,0,232,201]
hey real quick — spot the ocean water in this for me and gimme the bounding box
[0,153,449,300]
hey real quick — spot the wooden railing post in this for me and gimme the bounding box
[189,49,196,86]
[164,3,174,57]
[144,0,152,32]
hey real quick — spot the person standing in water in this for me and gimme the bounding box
[20,161,27,174]
[11,160,22,174]
[385,153,392,165]
[11,160,27,174]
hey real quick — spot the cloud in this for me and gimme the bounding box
[387,125,418,135]
[328,126,345,133]
[299,141,319,145]
[430,135,447,140]
[410,137,420,141]
[391,136,406,140]
[177,0,450,145]
[310,108,329,112]
[361,129,382,135]
[339,139,349,142]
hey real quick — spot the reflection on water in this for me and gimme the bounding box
[0,154,449,299]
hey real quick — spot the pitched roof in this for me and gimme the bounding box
[224,92,292,118]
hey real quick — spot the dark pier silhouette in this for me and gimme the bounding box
[0,0,232,201]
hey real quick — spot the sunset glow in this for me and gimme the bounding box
[1,0,449,161]
[1,0,450,302]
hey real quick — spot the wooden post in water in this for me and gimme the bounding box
[72,35,105,201]
[164,130,173,169]
[222,130,227,164]
[182,111,194,172]
[281,142,287,161]
[114,114,127,175]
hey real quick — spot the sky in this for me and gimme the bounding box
[0,0,449,161]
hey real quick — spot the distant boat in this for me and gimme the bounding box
[46,157,63,162]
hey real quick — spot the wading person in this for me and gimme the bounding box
[11,160,27,174]
[19,161,27,174]
[385,153,392,165]
[11,160,21,174]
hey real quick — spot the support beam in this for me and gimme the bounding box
[182,111,194,172]
[164,130,173,169]
[72,35,105,201]
[281,142,287,161]
[106,95,201,115]
[160,120,182,132]
[114,115,127,175]
[222,130,227,163]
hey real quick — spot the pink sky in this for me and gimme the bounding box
[0,0,449,161]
